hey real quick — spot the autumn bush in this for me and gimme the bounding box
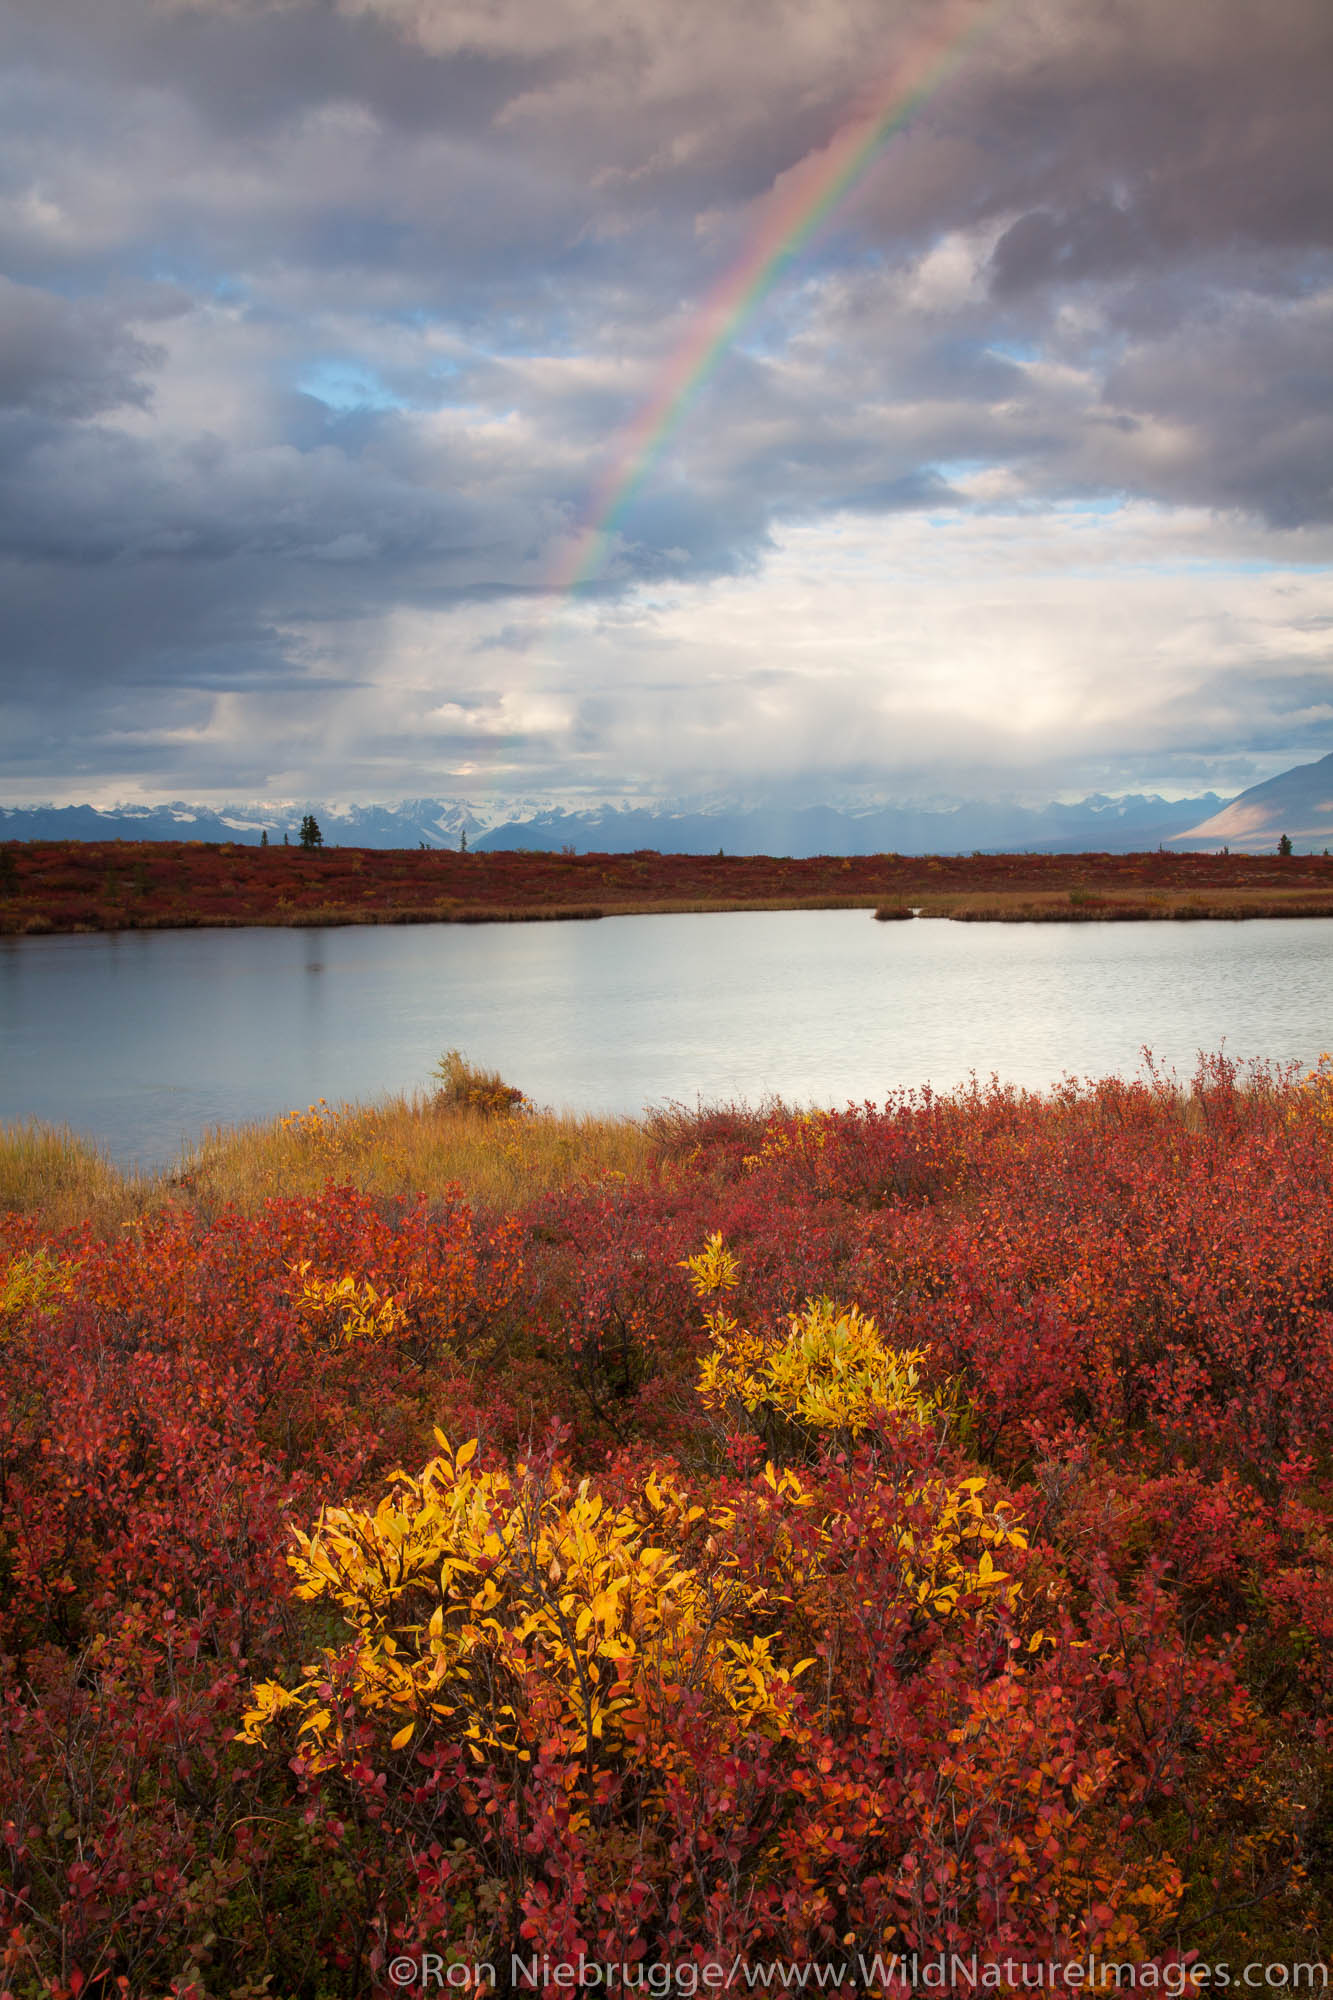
[4,1054,1333,1994]
[431,1051,528,1118]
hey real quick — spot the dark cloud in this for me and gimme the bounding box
[1099,294,1333,525]
[0,0,1329,801]
[0,278,165,416]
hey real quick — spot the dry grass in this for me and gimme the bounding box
[0,1121,151,1234]
[1,1095,654,1235]
[916,888,1333,922]
[1,1051,656,1234]
[930,892,1163,921]
[173,1091,653,1215]
[437,896,883,920]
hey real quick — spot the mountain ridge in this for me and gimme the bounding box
[0,789,1231,856]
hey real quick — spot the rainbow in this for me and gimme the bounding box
[549,0,995,597]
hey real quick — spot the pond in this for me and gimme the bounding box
[2,910,1329,1169]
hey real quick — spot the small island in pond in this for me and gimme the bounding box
[3,837,1333,934]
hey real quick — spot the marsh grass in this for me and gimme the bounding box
[935,892,1162,921]
[181,1092,654,1215]
[0,1120,151,1233]
[1,1093,654,1233]
[918,888,1333,921]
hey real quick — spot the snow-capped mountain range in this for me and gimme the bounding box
[0,788,1236,855]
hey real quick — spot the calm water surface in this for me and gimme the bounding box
[2,911,1330,1169]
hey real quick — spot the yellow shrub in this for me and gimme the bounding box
[883,1472,1028,1619]
[682,1241,1016,1620]
[0,1248,73,1344]
[239,1437,813,1784]
[245,1244,1033,1853]
[288,1261,408,1348]
[740,1108,831,1174]
[1294,1052,1333,1131]
[679,1229,740,1298]
[697,1291,940,1441]
[685,1237,942,1443]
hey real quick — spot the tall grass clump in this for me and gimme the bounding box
[430,1047,527,1115]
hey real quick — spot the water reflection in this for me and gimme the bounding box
[1,912,1329,1171]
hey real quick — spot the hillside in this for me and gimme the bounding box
[1173,750,1333,851]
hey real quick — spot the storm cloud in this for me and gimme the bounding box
[0,0,1329,805]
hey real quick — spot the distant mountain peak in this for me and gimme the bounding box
[1171,751,1333,851]
[0,779,1265,855]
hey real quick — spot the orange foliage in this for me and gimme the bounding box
[3,1057,1333,1991]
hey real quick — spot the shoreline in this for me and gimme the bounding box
[7,891,1333,936]
[4,837,1333,934]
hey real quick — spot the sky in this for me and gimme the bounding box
[1,0,1331,811]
